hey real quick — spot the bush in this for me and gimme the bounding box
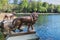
[0,32,5,40]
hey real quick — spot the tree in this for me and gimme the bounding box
[37,1,43,12]
[56,5,60,13]
[19,0,28,13]
[0,0,2,10]
[0,0,8,12]
[13,0,18,4]
[37,1,47,13]
[42,2,49,12]
[47,4,55,13]
[43,2,49,8]
[27,2,32,12]
[38,6,47,13]
[31,1,37,12]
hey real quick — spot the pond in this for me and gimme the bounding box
[36,14,60,40]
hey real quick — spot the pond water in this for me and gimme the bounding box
[36,14,60,40]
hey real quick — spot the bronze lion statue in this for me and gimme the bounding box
[12,12,38,32]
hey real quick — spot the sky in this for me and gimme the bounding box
[9,0,60,5]
[41,0,60,5]
[33,0,60,5]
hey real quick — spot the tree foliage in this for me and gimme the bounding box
[56,5,60,13]
[0,0,8,12]
[0,0,60,13]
